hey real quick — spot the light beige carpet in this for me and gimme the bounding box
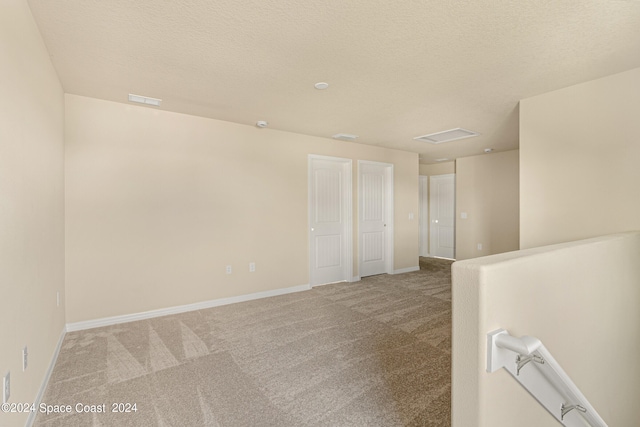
[34,258,452,426]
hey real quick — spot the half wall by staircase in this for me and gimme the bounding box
[452,231,640,426]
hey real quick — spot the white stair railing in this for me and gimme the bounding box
[487,329,607,426]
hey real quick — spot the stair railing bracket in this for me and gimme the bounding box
[486,328,608,426]
[561,403,587,421]
[516,353,545,376]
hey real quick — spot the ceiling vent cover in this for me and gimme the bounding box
[414,128,479,144]
[332,133,359,141]
[128,93,162,107]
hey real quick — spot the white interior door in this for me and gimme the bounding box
[358,161,393,278]
[429,173,455,259]
[419,176,429,257]
[309,156,352,286]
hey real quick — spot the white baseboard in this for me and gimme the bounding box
[26,328,66,427]
[66,284,311,332]
[392,266,420,274]
[350,276,361,282]
[311,280,348,288]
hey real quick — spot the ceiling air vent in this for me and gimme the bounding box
[128,93,162,107]
[414,128,479,144]
[332,133,359,141]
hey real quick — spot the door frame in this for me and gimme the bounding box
[308,155,353,286]
[357,160,394,278]
[429,173,456,260]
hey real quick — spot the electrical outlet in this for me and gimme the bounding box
[477,243,483,250]
[249,262,256,272]
[23,346,28,371]
[3,371,9,404]
[225,265,232,274]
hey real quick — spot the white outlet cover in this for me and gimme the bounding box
[225,265,232,274]
[3,371,9,403]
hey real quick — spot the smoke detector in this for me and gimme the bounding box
[256,121,268,128]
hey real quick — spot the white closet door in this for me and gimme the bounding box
[359,161,393,278]
[419,176,429,257]
[429,174,455,259]
[309,156,352,285]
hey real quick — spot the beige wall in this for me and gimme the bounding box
[520,67,640,249]
[455,150,519,260]
[65,95,419,323]
[0,2,65,426]
[452,232,640,426]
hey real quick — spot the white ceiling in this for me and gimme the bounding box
[27,0,640,163]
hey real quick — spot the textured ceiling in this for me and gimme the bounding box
[27,0,640,163]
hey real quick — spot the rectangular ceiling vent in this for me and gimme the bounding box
[332,133,359,141]
[414,128,479,144]
[128,94,162,107]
